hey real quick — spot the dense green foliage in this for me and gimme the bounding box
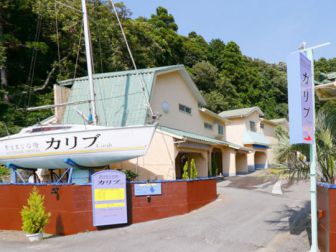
[21,187,51,234]
[276,102,336,183]
[1,0,336,133]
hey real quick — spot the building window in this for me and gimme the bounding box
[260,123,264,129]
[218,124,224,135]
[204,122,213,130]
[179,104,192,114]
[250,121,256,132]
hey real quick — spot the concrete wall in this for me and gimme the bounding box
[222,147,236,176]
[247,152,255,172]
[236,153,248,174]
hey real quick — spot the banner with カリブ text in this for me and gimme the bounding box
[287,52,314,144]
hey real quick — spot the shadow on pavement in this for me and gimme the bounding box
[265,201,311,245]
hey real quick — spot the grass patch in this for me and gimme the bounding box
[257,166,290,180]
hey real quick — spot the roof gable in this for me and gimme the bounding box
[61,65,205,126]
[219,107,264,119]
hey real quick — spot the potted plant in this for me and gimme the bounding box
[21,187,51,242]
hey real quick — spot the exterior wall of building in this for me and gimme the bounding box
[224,111,284,170]
[189,152,208,177]
[150,72,224,138]
[222,147,236,176]
[247,152,255,172]
[225,111,262,145]
[54,85,71,123]
[245,111,262,132]
[236,152,248,173]
[225,119,246,145]
[110,131,177,180]
[176,145,209,178]
[262,122,280,165]
[254,151,268,169]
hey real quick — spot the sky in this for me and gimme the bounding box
[120,0,335,64]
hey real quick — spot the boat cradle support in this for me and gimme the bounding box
[5,159,91,184]
[6,163,26,183]
[64,158,92,184]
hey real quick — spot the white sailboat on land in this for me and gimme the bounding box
[0,0,157,169]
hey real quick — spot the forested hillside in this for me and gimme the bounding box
[0,0,335,135]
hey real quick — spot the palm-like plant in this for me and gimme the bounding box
[276,108,336,184]
[315,111,336,183]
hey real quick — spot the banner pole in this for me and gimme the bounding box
[306,49,318,252]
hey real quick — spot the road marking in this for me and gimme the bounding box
[272,180,283,195]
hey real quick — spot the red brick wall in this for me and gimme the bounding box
[318,186,329,252]
[0,179,217,235]
[131,180,217,223]
[317,185,336,252]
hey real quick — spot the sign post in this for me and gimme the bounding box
[306,49,318,252]
[91,170,128,226]
[287,42,330,252]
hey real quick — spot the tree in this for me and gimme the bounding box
[190,159,198,179]
[21,187,51,234]
[183,32,208,67]
[182,161,189,179]
[208,39,226,68]
[149,7,178,32]
[191,61,218,92]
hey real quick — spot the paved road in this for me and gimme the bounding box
[0,174,311,252]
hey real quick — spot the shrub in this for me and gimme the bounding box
[211,158,219,177]
[0,165,9,179]
[182,161,189,179]
[122,169,138,181]
[190,159,198,179]
[21,187,51,234]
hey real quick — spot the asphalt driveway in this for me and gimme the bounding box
[0,173,311,252]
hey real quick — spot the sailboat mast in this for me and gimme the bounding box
[81,0,97,125]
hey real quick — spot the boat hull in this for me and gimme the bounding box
[0,125,156,169]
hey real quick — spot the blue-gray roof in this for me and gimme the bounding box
[61,65,205,127]
[159,126,243,150]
